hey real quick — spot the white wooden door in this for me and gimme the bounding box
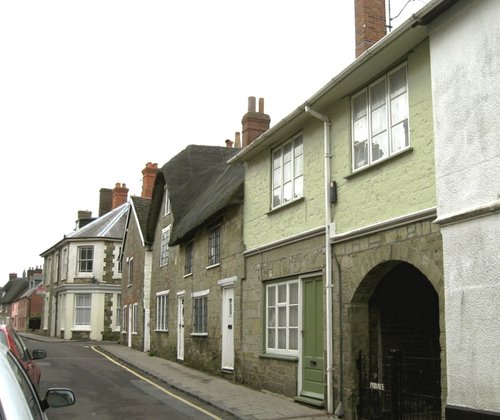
[177,295,185,361]
[221,287,234,370]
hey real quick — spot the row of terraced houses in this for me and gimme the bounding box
[36,1,500,419]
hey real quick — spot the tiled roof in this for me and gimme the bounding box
[130,196,151,237]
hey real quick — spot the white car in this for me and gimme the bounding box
[0,343,75,419]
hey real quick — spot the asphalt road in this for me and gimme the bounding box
[25,338,235,420]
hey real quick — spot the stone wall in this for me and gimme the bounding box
[332,217,446,419]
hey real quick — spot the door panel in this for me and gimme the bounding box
[221,287,234,370]
[177,295,185,361]
[301,277,324,399]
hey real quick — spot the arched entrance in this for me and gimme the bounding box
[356,262,441,419]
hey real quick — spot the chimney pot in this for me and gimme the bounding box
[248,96,256,112]
[112,183,129,209]
[242,96,270,148]
[235,132,241,148]
[225,139,234,148]
[141,162,158,199]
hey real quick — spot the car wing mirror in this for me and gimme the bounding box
[32,349,47,360]
[43,389,76,409]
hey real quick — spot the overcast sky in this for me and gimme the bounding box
[0,0,428,286]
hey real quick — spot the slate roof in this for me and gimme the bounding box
[65,202,129,240]
[130,196,151,237]
[40,202,130,257]
[146,145,244,245]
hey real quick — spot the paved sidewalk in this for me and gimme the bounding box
[21,332,332,420]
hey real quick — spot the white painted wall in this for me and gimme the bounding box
[429,0,500,413]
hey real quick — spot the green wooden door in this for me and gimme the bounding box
[301,277,324,399]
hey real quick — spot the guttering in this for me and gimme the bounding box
[305,105,334,415]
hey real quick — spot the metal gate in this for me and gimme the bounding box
[357,349,441,420]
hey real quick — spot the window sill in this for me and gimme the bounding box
[191,333,208,337]
[71,327,91,332]
[154,329,169,333]
[206,263,220,270]
[183,273,193,279]
[345,147,413,180]
[267,196,304,215]
[259,353,299,362]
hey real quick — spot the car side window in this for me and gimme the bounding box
[0,331,7,346]
[5,352,43,419]
[10,329,31,362]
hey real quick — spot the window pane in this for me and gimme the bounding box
[390,66,407,98]
[392,121,409,152]
[370,80,386,109]
[289,328,298,350]
[289,283,298,304]
[372,131,389,162]
[273,167,281,187]
[273,188,281,207]
[353,116,368,142]
[294,154,303,178]
[289,306,298,327]
[278,328,286,349]
[283,143,292,163]
[278,307,286,327]
[267,286,275,306]
[268,329,275,348]
[283,160,292,183]
[268,308,276,327]
[278,284,287,303]
[391,92,408,125]
[283,181,292,202]
[294,175,303,198]
[354,140,368,169]
[352,92,367,119]
[371,105,387,136]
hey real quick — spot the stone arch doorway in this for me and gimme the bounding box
[354,261,442,418]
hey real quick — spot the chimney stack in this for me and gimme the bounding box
[9,273,17,281]
[99,188,112,216]
[75,210,94,229]
[235,132,241,148]
[225,139,234,148]
[112,183,129,209]
[241,96,271,147]
[355,0,387,57]
[141,162,158,199]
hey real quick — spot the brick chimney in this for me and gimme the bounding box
[141,162,158,199]
[98,188,112,216]
[9,273,17,281]
[112,183,129,209]
[225,139,234,148]
[241,96,271,147]
[355,0,387,57]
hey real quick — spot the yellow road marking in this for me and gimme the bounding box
[91,346,222,420]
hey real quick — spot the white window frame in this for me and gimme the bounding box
[160,226,171,267]
[191,289,209,336]
[271,133,304,209]
[127,257,134,286]
[131,303,138,334]
[184,241,193,276]
[155,291,169,332]
[208,225,221,267]
[164,187,171,215]
[122,305,128,334]
[77,245,94,274]
[74,293,92,327]
[265,280,299,356]
[351,62,410,171]
[60,247,68,280]
[116,294,122,330]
